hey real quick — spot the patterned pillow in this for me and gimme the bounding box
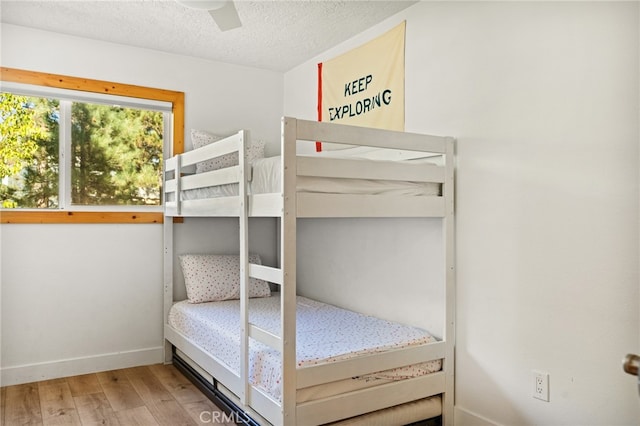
[191,129,266,174]
[179,254,271,303]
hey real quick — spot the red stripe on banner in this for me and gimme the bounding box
[316,62,323,152]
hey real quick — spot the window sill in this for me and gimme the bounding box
[0,211,164,224]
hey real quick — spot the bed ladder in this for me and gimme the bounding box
[238,117,297,426]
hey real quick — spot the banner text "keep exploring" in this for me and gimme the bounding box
[328,74,392,121]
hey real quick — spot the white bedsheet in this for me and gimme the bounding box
[168,294,441,402]
[181,156,441,201]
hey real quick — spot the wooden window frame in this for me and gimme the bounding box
[0,67,184,224]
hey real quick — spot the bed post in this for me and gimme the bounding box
[442,136,456,425]
[280,117,298,425]
[175,154,182,216]
[238,130,250,406]
[163,161,175,364]
[163,218,173,364]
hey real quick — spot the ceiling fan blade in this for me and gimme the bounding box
[209,1,241,31]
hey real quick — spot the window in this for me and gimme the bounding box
[2,95,165,209]
[0,68,184,223]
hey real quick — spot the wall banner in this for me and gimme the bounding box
[317,21,405,151]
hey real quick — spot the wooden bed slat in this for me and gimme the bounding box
[248,323,282,351]
[165,326,242,397]
[246,387,281,425]
[249,263,283,285]
[296,372,446,425]
[181,166,240,190]
[297,341,446,389]
[297,156,445,183]
[180,197,241,216]
[295,118,448,154]
[165,202,177,216]
[296,193,445,218]
[172,193,446,218]
[180,133,242,168]
[248,193,283,217]
[164,178,177,193]
[165,156,177,171]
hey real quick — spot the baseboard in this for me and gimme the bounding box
[454,406,502,426]
[1,346,164,386]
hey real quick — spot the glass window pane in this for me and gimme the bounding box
[0,93,59,209]
[70,102,163,206]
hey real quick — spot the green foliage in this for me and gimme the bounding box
[18,98,60,208]
[1,93,164,208]
[0,93,47,178]
[70,103,163,206]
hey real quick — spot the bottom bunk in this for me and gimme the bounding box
[165,293,447,425]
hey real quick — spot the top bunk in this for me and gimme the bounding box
[164,117,455,219]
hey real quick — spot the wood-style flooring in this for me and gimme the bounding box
[0,364,233,426]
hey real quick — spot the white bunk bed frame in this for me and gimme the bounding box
[163,116,455,426]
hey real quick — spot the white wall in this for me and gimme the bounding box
[285,2,639,425]
[297,218,445,337]
[0,24,282,385]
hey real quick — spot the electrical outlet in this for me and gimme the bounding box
[533,370,549,401]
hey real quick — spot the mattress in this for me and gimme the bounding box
[168,294,442,402]
[181,155,441,201]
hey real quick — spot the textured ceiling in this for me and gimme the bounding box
[0,0,417,71]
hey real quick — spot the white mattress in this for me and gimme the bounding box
[168,294,441,402]
[181,155,441,201]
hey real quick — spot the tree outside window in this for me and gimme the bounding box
[1,93,164,209]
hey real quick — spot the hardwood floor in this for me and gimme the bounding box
[0,364,234,426]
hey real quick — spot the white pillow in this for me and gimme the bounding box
[179,254,271,303]
[191,129,266,174]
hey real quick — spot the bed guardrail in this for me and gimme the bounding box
[164,131,248,216]
[165,118,453,219]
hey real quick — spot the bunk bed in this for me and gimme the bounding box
[163,117,455,426]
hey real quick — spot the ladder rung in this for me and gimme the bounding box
[249,323,281,351]
[249,263,283,286]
